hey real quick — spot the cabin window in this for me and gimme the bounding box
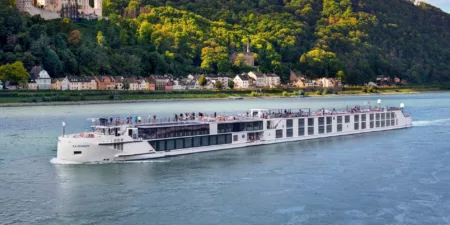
[246,123,254,131]
[354,123,359,130]
[193,137,201,147]
[319,126,325,134]
[299,127,305,136]
[226,134,232,144]
[176,139,184,149]
[74,151,82,155]
[184,138,193,148]
[386,120,390,127]
[376,121,380,128]
[370,121,374,129]
[276,129,283,138]
[308,118,314,127]
[218,135,226,144]
[326,117,332,125]
[308,126,314,135]
[354,115,359,122]
[381,121,385,127]
[299,118,305,127]
[337,116,342,123]
[209,136,217,145]
[326,125,332,133]
[362,114,366,122]
[166,140,175,150]
[319,117,325,126]
[381,113,386,120]
[391,119,395,126]
[337,124,343,132]
[267,121,272,129]
[345,116,350,123]
[391,112,395,118]
[376,113,380,120]
[361,122,366,129]
[287,129,293,137]
[254,121,263,130]
[157,141,166,151]
[298,118,305,136]
[201,136,209,146]
[386,113,391,119]
[370,114,374,121]
[233,135,238,142]
[286,119,293,128]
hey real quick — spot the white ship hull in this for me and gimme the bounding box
[56,109,413,164]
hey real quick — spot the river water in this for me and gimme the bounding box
[1,93,450,225]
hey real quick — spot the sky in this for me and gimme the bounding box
[421,0,450,12]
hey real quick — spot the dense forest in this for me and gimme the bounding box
[1,0,450,84]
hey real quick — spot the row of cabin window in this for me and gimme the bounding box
[149,134,233,151]
[283,118,398,138]
[218,121,263,133]
[138,125,210,139]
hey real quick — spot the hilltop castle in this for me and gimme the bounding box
[16,0,102,19]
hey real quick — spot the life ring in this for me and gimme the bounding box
[80,133,84,137]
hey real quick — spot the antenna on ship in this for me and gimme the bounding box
[377,99,382,109]
[62,122,66,137]
[400,103,405,112]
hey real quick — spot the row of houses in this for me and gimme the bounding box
[289,72,342,88]
[1,66,282,91]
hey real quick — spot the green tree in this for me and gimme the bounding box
[0,61,30,85]
[228,80,234,89]
[97,31,106,46]
[215,80,223,89]
[336,70,346,82]
[198,74,207,87]
[60,18,72,32]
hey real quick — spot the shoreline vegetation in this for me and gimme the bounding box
[0,85,449,107]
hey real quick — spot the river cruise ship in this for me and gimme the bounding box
[56,103,412,163]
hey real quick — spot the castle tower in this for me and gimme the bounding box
[247,39,250,53]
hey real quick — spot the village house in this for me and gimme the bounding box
[124,77,139,90]
[376,75,391,86]
[68,76,97,90]
[112,76,124,90]
[148,79,156,91]
[173,80,184,90]
[137,78,148,90]
[150,75,171,90]
[27,79,37,90]
[165,80,173,91]
[264,73,281,88]
[248,71,265,88]
[30,66,51,90]
[204,74,232,89]
[234,74,252,89]
[317,78,337,88]
[50,78,64,90]
[94,76,115,90]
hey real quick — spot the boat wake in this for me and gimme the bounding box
[413,118,450,127]
[50,158,83,165]
[50,158,170,165]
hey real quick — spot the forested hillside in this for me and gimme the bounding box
[1,0,450,84]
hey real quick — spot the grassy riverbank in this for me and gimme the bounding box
[0,85,449,105]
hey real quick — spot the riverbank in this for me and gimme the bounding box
[1,89,448,107]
